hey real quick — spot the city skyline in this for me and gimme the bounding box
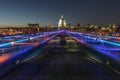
[0,0,120,27]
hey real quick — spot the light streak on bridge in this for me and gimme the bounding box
[0,30,62,48]
[66,30,120,60]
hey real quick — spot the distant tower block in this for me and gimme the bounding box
[58,15,66,28]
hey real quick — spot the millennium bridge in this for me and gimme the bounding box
[0,30,120,80]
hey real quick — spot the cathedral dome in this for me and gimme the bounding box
[58,15,66,27]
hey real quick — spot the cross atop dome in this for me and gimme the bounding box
[61,14,64,19]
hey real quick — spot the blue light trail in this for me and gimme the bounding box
[66,30,120,61]
[0,30,62,48]
[66,31,120,47]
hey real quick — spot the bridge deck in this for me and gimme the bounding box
[1,39,119,80]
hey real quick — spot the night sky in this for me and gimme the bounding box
[0,0,120,27]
